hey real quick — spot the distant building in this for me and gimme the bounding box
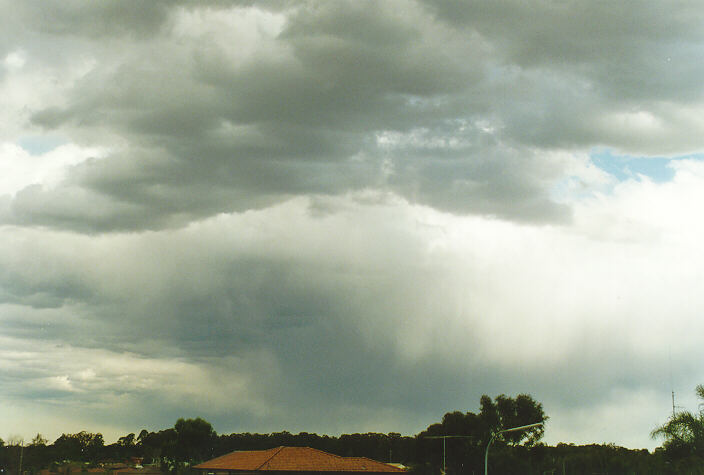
[194,447,406,475]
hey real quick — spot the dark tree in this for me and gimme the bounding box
[174,417,217,464]
[652,384,704,461]
[492,393,546,445]
[52,431,104,463]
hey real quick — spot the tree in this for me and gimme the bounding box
[23,434,51,472]
[652,384,704,459]
[53,431,104,462]
[137,429,149,446]
[173,418,217,464]
[493,393,546,446]
[30,434,48,446]
[475,393,547,446]
[139,428,177,466]
[118,433,136,447]
[6,436,23,447]
[416,394,547,474]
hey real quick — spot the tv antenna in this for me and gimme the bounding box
[669,348,685,417]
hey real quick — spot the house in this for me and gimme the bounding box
[193,447,406,475]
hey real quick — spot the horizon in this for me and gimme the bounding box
[0,402,671,451]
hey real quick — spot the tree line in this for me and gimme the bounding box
[1,390,702,475]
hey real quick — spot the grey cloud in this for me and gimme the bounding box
[425,0,704,93]
[0,200,695,442]
[382,132,571,221]
[421,0,704,146]
[0,205,479,423]
[8,1,704,447]
[20,1,172,38]
[20,0,580,230]
[13,1,278,40]
[5,183,168,233]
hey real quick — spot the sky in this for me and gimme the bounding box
[2,0,704,451]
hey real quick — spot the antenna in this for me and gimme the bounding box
[668,347,683,417]
[670,387,685,417]
[667,340,688,419]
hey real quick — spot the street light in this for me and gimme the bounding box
[484,422,543,475]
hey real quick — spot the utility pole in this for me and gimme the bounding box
[425,435,474,474]
[18,442,23,475]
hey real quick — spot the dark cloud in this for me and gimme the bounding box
[4,0,704,448]
[12,0,573,230]
[19,1,173,38]
[16,0,702,231]
[424,0,704,98]
[2,191,703,446]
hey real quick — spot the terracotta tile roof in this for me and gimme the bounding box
[194,447,406,473]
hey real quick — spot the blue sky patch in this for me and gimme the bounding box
[590,148,704,183]
[17,135,67,155]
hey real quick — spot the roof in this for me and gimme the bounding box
[194,447,406,473]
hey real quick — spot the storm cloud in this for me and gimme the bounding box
[2,0,704,449]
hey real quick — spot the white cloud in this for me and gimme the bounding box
[0,330,271,441]
[0,142,107,196]
[3,50,26,71]
[171,6,287,64]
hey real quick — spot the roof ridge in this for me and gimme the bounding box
[353,456,387,462]
[354,456,399,466]
[255,446,285,470]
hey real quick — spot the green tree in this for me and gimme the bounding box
[416,394,546,474]
[53,431,104,462]
[139,428,176,467]
[173,418,217,464]
[652,384,704,460]
[477,393,546,446]
[30,434,48,447]
[23,434,51,472]
[118,433,136,447]
[493,393,546,446]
